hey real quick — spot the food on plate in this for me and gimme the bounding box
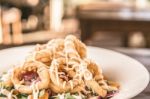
[0,35,119,99]
[11,61,50,94]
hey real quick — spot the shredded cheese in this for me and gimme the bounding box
[69,80,73,90]
[30,82,39,99]
[55,68,60,86]
[49,59,60,86]
[62,81,66,89]
[84,70,92,80]
[72,95,82,99]
[15,84,21,90]
[0,88,17,99]
[8,89,17,99]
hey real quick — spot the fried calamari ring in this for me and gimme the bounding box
[35,49,52,66]
[28,90,49,99]
[65,35,86,58]
[46,39,64,52]
[86,80,107,98]
[84,59,110,91]
[49,58,81,93]
[84,59,104,80]
[84,59,110,97]
[11,61,50,94]
[65,35,81,58]
[34,44,47,51]
[34,39,64,52]
[27,39,64,66]
[26,49,53,66]
[64,35,82,71]
[47,35,86,93]
[49,78,81,93]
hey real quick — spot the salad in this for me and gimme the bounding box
[0,35,119,99]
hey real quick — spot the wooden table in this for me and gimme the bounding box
[77,8,150,46]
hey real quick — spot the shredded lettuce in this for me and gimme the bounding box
[64,93,75,99]
[39,89,45,97]
[53,93,84,99]
[0,93,6,98]
[17,93,28,99]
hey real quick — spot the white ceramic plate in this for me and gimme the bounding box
[0,46,149,99]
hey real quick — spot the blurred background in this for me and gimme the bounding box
[1,0,150,48]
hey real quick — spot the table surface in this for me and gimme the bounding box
[112,48,150,99]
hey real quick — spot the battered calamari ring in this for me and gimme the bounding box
[11,61,50,94]
[34,44,47,51]
[86,80,107,97]
[27,49,53,66]
[46,39,64,52]
[84,59,103,78]
[65,35,87,58]
[64,36,80,58]
[27,39,64,66]
[49,80,84,94]
[49,58,81,93]
[34,49,53,66]
[34,39,64,52]
[84,59,108,97]
[46,35,86,93]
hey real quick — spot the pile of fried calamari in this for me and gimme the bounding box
[0,35,119,99]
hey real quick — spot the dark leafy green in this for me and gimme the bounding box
[17,93,28,99]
